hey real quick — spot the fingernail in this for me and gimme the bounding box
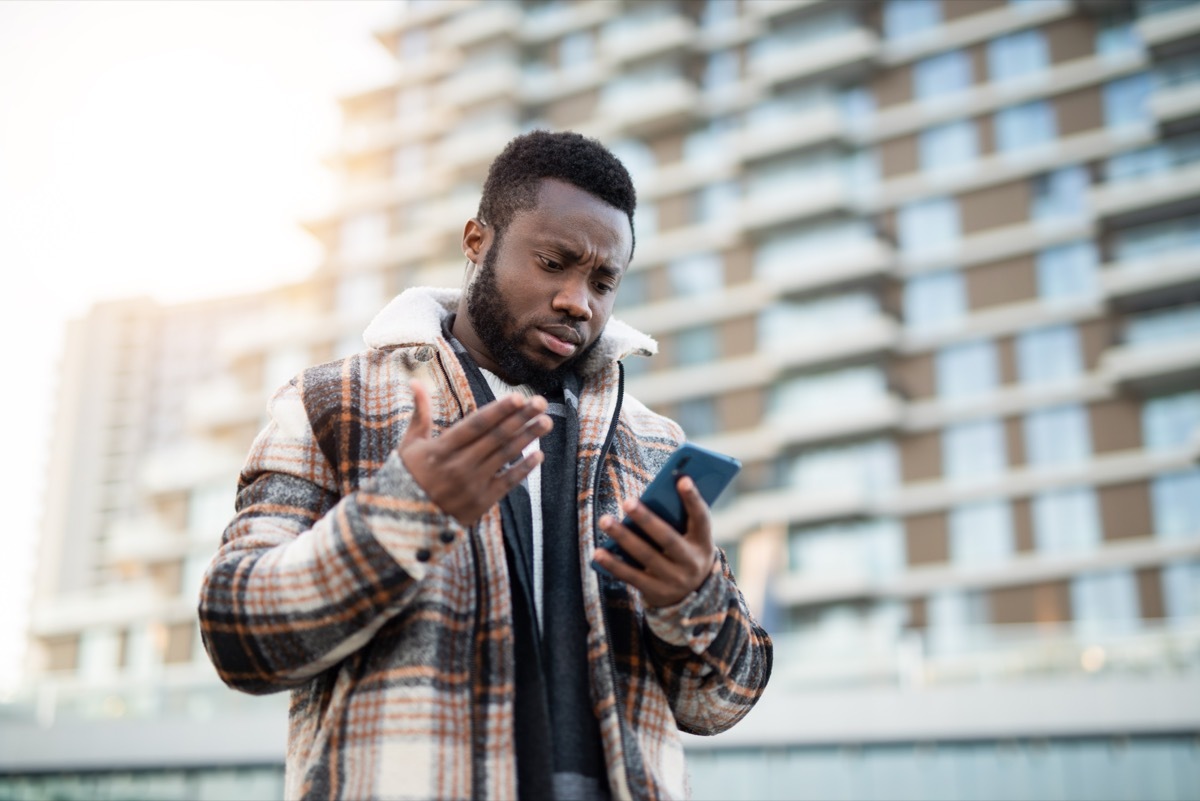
[623,499,637,512]
[680,477,694,491]
[599,515,611,528]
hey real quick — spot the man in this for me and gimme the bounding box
[198,130,772,801]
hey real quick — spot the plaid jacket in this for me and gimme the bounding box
[198,287,772,801]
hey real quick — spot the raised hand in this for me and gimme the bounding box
[594,477,718,608]
[399,379,552,526]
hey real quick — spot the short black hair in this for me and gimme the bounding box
[477,129,638,257]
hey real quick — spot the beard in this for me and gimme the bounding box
[465,246,598,394]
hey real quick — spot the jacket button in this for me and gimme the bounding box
[439,531,456,544]
[415,548,432,562]
[414,345,435,362]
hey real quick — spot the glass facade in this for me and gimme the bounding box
[904,270,966,332]
[1016,324,1082,385]
[1023,404,1092,467]
[1034,486,1102,554]
[943,419,1007,484]
[936,340,998,400]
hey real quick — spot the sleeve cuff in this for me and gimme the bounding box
[644,556,728,654]
[353,450,468,578]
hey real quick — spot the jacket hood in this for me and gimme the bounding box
[362,286,657,378]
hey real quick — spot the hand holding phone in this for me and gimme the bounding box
[593,443,741,577]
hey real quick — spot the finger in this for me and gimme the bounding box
[618,498,688,560]
[592,547,671,597]
[473,414,554,475]
[461,400,552,468]
[676,477,714,544]
[600,516,671,575]
[487,449,545,498]
[439,394,545,452]
[401,379,433,448]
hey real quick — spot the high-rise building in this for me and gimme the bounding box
[6,1,1200,799]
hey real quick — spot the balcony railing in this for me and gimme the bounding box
[769,619,1200,692]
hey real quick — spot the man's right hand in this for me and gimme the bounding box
[398,379,551,526]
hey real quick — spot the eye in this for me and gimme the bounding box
[594,280,616,294]
[539,255,562,271]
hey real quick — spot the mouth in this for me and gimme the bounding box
[535,325,582,358]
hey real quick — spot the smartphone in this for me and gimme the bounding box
[592,442,741,576]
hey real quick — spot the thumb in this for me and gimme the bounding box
[401,379,433,448]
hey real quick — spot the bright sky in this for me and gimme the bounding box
[0,0,399,694]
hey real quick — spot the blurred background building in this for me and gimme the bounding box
[3,0,1199,799]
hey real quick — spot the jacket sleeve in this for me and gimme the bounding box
[642,549,773,735]
[197,376,467,695]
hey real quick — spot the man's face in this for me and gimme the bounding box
[464,179,633,391]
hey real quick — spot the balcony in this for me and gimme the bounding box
[1100,335,1200,394]
[766,238,896,299]
[182,379,262,435]
[519,0,618,44]
[139,440,244,495]
[700,395,905,465]
[1091,158,1200,225]
[748,27,878,87]
[437,61,522,109]
[594,78,700,138]
[713,484,874,543]
[1103,247,1200,309]
[627,315,898,408]
[103,517,189,566]
[598,12,694,66]
[736,104,846,163]
[436,120,522,172]
[738,175,858,233]
[440,2,521,48]
[1137,1,1200,54]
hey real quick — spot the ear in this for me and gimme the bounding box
[462,217,490,267]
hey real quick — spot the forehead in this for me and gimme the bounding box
[509,179,633,265]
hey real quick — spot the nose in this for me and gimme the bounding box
[552,275,592,321]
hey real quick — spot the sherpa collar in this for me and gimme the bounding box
[362,286,657,378]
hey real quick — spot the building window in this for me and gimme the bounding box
[986,29,1049,83]
[904,269,966,332]
[635,202,658,241]
[757,292,879,349]
[683,118,738,169]
[1036,241,1098,301]
[1031,166,1090,223]
[701,0,738,31]
[995,100,1057,155]
[615,269,649,312]
[1024,404,1092,467]
[1125,303,1200,346]
[675,325,719,367]
[1162,560,1200,624]
[919,119,978,174]
[339,213,389,260]
[1033,486,1101,554]
[788,518,904,580]
[667,252,723,297]
[1152,468,1200,538]
[1096,11,1140,57]
[1071,570,1141,637]
[1015,324,1082,385]
[913,49,973,103]
[675,397,718,438]
[393,144,425,180]
[1142,391,1200,452]
[936,340,999,400]
[787,438,899,496]
[558,31,593,70]
[1103,73,1154,128]
[694,180,740,224]
[768,365,888,420]
[949,499,1014,567]
[335,273,384,321]
[928,589,988,655]
[943,418,1007,483]
[704,49,740,93]
[608,139,656,185]
[883,0,941,41]
[896,196,960,256]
